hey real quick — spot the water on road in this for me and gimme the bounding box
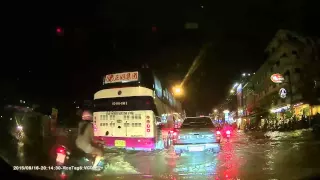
[3,129,320,179]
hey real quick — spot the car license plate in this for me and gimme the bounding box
[115,140,126,147]
[227,134,230,137]
[188,146,204,152]
[56,153,66,164]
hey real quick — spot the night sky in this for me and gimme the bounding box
[2,1,320,114]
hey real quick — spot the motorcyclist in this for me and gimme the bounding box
[75,118,103,170]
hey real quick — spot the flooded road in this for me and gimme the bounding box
[3,129,320,179]
[98,129,320,179]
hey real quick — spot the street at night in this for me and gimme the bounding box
[2,1,320,179]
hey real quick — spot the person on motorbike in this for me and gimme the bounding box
[75,118,104,170]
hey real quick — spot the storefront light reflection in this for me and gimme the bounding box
[173,155,218,175]
[170,143,242,178]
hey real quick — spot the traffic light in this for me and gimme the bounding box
[56,26,64,36]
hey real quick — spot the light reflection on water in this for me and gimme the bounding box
[4,129,320,179]
[17,141,25,165]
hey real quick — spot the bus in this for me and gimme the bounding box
[93,68,184,151]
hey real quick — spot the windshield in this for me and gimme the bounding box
[3,2,320,180]
[181,117,215,128]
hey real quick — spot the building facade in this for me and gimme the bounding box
[241,30,320,128]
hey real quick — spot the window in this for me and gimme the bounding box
[181,117,214,128]
[292,50,300,59]
[284,70,290,76]
[287,34,298,42]
[154,76,163,98]
[294,68,301,73]
[280,53,288,58]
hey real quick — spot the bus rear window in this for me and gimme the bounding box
[181,117,215,128]
[94,96,156,112]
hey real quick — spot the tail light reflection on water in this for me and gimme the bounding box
[215,142,242,179]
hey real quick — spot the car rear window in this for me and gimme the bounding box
[181,117,214,128]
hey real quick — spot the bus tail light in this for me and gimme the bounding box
[56,145,68,165]
[56,146,66,155]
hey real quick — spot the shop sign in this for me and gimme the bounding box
[279,88,287,98]
[271,73,284,83]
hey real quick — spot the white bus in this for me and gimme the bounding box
[93,69,183,151]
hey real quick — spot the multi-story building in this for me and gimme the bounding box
[241,29,320,127]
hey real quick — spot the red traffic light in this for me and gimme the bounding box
[56,27,62,32]
[56,27,64,36]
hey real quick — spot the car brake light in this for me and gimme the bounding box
[226,130,231,135]
[173,132,177,136]
[56,146,66,154]
[216,131,221,135]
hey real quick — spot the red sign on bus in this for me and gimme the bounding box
[104,71,139,84]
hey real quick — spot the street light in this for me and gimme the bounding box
[214,109,218,113]
[223,110,229,114]
[230,89,235,94]
[233,83,239,88]
[173,85,183,96]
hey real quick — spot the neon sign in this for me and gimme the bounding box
[271,73,284,83]
[279,88,287,98]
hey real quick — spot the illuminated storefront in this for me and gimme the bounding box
[270,102,320,121]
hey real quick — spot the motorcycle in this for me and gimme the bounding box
[55,144,105,179]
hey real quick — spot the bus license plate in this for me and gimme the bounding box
[188,146,204,152]
[56,153,66,164]
[115,140,126,147]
